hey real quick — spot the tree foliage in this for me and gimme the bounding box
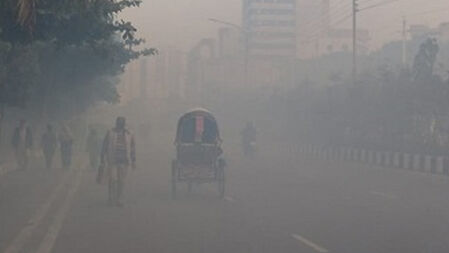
[273,37,449,154]
[413,38,439,81]
[0,0,155,119]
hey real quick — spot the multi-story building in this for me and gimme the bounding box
[296,0,371,59]
[119,48,186,104]
[242,0,297,58]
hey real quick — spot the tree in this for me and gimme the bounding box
[413,38,439,81]
[0,0,155,119]
[0,32,11,144]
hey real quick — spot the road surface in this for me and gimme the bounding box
[1,141,449,253]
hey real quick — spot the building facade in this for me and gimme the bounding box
[242,0,297,58]
[119,48,186,104]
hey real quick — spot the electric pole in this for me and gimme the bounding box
[352,0,358,85]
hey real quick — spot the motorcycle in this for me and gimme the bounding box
[243,140,256,158]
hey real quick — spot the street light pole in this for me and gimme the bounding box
[352,0,358,85]
[208,18,249,86]
[402,16,408,68]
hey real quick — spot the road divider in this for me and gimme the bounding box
[289,144,449,177]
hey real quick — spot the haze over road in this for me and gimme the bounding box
[2,133,449,253]
[3,1,449,253]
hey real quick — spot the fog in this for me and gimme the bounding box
[123,0,449,50]
[2,1,449,253]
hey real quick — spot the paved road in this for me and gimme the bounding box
[2,142,449,253]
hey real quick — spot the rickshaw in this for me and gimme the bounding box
[172,108,226,199]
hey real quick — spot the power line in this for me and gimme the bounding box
[331,0,352,9]
[358,0,387,4]
[300,0,356,40]
[301,0,353,27]
[302,9,352,35]
[301,0,400,46]
[299,1,353,36]
[408,7,449,17]
[359,0,400,12]
[300,13,353,43]
[352,0,357,85]
[300,1,352,29]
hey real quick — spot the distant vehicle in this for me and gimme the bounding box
[243,140,257,158]
[171,108,226,199]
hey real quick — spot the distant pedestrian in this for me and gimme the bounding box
[59,124,73,169]
[11,120,33,170]
[98,117,136,207]
[41,124,57,169]
[86,128,101,170]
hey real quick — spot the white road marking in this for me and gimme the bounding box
[224,196,235,202]
[36,169,83,253]
[370,191,398,200]
[291,234,329,253]
[3,170,74,253]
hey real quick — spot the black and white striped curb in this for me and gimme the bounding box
[279,144,449,176]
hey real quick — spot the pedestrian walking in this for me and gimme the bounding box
[59,124,73,169]
[86,127,101,170]
[41,124,57,169]
[11,120,33,170]
[98,117,136,207]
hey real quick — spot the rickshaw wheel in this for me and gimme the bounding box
[171,160,178,199]
[217,167,225,199]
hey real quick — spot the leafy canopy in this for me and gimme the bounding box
[0,0,155,118]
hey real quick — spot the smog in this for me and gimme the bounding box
[1,0,449,253]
